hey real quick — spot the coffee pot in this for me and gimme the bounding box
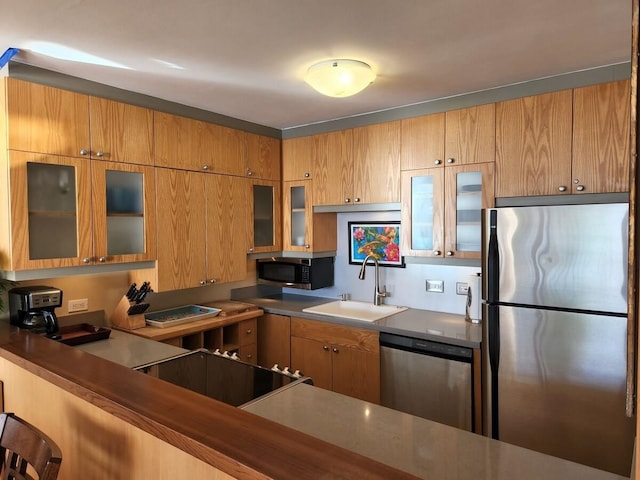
[8,286,62,335]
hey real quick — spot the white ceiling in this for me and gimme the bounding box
[1,0,632,130]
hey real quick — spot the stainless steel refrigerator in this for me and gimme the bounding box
[482,202,634,476]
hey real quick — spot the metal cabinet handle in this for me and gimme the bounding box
[304,172,310,178]
[96,151,105,157]
[247,169,253,176]
[82,257,91,264]
[447,158,455,164]
[558,186,567,192]
[332,347,339,353]
[98,256,106,263]
[304,244,310,249]
[80,149,88,156]
[433,250,442,256]
[247,354,253,359]
[248,247,254,252]
[434,159,442,165]
[576,185,585,192]
[199,280,206,286]
[209,279,216,284]
[344,198,351,203]
[323,345,329,351]
[202,165,210,171]
[246,329,252,334]
[354,197,361,203]
[446,251,454,257]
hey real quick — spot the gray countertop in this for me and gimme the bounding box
[239,293,482,348]
[244,382,627,480]
[75,329,188,368]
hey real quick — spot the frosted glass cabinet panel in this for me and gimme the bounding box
[401,168,444,257]
[27,163,79,260]
[247,179,281,253]
[8,151,93,270]
[290,186,306,246]
[91,161,156,264]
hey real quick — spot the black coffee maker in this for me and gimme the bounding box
[9,286,62,335]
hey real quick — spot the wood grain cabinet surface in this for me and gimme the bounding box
[282,135,314,181]
[246,133,281,181]
[401,104,495,171]
[312,129,354,206]
[290,317,380,404]
[257,313,291,369]
[153,168,247,291]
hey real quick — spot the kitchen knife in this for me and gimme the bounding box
[127,303,150,315]
[126,283,137,301]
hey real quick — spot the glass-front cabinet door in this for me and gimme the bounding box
[247,179,281,253]
[91,161,156,263]
[8,151,92,269]
[444,163,495,259]
[283,181,311,251]
[401,168,444,257]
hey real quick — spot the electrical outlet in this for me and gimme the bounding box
[456,282,469,295]
[426,280,444,293]
[68,298,89,312]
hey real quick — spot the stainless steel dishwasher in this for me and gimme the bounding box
[380,332,474,431]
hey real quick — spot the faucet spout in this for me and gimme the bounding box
[358,254,388,306]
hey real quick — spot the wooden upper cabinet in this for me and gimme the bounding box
[445,104,495,166]
[246,133,281,181]
[247,178,282,254]
[154,112,245,176]
[89,97,153,165]
[6,78,90,158]
[352,121,401,203]
[401,112,445,170]
[313,129,354,206]
[282,135,314,181]
[155,168,207,291]
[572,79,630,194]
[495,89,573,197]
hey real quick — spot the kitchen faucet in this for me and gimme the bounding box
[358,254,387,306]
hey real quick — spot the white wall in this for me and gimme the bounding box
[284,211,481,315]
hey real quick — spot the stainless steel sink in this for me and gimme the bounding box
[302,300,407,322]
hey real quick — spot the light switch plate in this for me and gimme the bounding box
[426,280,444,293]
[456,282,469,295]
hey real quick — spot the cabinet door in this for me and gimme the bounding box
[247,179,282,253]
[444,162,494,260]
[401,168,445,257]
[313,130,353,206]
[445,104,495,166]
[496,90,572,197]
[205,174,247,284]
[246,133,281,181]
[282,136,314,181]
[155,168,207,290]
[353,121,401,203]
[8,151,93,269]
[257,314,291,369]
[89,97,153,165]
[291,336,332,391]
[154,112,245,176]
[572,80,630,194]
[283,180,312,251]
[6,78,90,158]
[92,161,157,263]
[401,112,445,170]
[331,346,380,404]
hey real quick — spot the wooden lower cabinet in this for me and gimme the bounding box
[257,313,291,369]
[290,317,380,404]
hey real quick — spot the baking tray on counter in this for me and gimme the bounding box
[144,305,221,328]
[57,323,111,346]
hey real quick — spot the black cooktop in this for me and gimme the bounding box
[135,350,310,407]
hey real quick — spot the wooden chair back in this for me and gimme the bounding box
[0,413,62,480]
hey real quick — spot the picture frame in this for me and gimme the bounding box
[348,221,405,267]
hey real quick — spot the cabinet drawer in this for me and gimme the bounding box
[239,319,257,346]
[238,343,257,365]
[291,317,379,353]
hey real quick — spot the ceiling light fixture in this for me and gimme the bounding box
[304,59,375,98]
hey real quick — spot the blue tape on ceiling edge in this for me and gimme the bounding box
[0,48,20,69]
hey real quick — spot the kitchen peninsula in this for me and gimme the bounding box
[0,320,630,479]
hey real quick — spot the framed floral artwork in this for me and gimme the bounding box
[348,221,405,267]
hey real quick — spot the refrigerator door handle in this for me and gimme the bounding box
[487,209,499,304]
[488,304,500,438]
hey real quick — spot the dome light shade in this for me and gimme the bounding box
[305,59,375,98]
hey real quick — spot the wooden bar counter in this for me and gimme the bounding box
[0,323,418,479]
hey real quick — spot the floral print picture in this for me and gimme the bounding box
[348,222,405,267]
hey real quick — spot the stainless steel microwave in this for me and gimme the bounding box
[257,257,334,290]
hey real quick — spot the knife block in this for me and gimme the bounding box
[110,296,146,330]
